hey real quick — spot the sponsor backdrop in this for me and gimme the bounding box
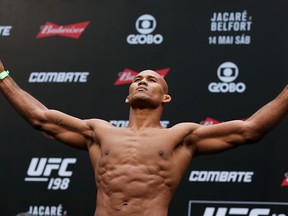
[0,0,287,215]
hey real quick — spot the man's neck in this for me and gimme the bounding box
[128,107,163,130]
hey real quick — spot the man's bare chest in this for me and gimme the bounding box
[99,130,175,161]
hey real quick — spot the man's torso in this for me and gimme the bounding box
[87,121,196,216]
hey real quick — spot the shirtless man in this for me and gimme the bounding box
[0,59,287,216]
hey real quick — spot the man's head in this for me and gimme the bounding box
[125,70,171,109]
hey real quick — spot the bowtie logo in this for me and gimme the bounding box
[114,68,170,85]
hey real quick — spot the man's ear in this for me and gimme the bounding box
[162,94,171,103]
[125,96,129,103]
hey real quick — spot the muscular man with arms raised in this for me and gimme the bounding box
[0,60,287,216]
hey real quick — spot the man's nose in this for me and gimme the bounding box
[138,79,148,85]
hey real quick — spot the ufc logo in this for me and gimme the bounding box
[204,208,270,216]
[27,157,77,177]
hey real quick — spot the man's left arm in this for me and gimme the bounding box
[245,85,287,137]
[189,85,288,155]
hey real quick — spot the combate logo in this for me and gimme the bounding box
[36,21,90,39]
[110,120,170,128]
[114,68,170,85]
[0,26,12,36]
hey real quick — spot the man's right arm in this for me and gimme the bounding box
[0,61,96,149]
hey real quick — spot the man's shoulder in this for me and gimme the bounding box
[86,118,114,129]
[172,122,201,130]
[167,122,202,138]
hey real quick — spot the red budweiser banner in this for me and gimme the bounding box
[281,173,288,187]
[36,21,90,39]
[114,68,170,85]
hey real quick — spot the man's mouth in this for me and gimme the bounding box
[136,87,148,91]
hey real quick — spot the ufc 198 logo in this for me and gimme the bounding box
[24,157,77,190]
[188,201,288,216]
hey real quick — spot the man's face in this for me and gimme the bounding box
[126,70,170,108]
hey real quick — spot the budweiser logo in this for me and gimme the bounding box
[36,21,90,39]
[200,117,247,126]
[114,68,170,85]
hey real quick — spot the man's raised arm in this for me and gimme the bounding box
[189,85,288,155]
[245,85,288,138]
[0,60,95,149]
